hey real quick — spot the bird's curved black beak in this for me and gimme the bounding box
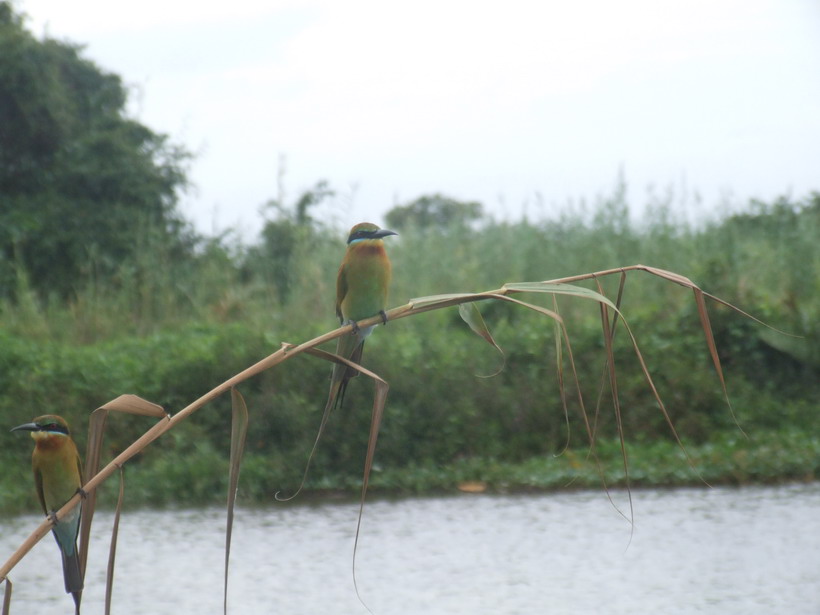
[10,422,39,433]
[373,229,398,239]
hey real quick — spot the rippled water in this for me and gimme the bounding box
[2,484,818,614]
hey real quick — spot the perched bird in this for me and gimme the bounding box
[12,414,83,614]
[328,222,397,410]
[275,222,398,502]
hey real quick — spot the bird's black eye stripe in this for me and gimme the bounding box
[348,230,375,243]
[43,422,69,435]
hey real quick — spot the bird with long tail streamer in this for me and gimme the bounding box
[278,222,397,501]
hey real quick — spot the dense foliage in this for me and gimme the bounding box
[1,189,818,511]
[0,2,192,300]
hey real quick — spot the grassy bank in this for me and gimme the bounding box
[4,428,816,514]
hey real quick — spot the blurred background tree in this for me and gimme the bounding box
[385,193,483,232]
[0,2,193,301]
[242,180,335,304]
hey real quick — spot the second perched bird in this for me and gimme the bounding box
[11,414,84,614]
[327,221,397,409]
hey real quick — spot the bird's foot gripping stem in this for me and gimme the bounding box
[379,310,388,325]
[76,487,88,499]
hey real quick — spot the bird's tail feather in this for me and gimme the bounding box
[276,332,366,502]
[61,549,83,594]
[335,338,365,410]
[329,331,365,411]
[61,549,83,613]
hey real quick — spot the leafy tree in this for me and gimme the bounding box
[385,193,484,232]
[244,180,335,303]
[0,2,193,300]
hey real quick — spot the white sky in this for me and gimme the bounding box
[15,0,820,238]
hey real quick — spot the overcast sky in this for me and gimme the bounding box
[16,0,820,238]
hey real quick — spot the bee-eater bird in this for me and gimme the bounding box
[12,414,83,614]
[328,222,397,410]
[275,222,398,501]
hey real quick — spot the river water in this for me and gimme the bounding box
[2,484,818,614]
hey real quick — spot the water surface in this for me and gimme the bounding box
[2,484,818,614]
